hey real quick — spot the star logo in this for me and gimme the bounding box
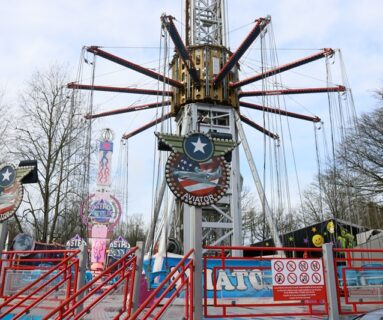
[0,165,16,188]
[0,163,34,222]
[191,137,207,154]
[183,133,214,162]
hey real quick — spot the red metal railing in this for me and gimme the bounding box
[203,245,327,318]
[333,247,383,316]
[0,249,80,319]
[43,246,138,320]
[130,249,194,320]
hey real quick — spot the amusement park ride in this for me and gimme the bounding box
[4,1,379,319]
[68,0,345,259]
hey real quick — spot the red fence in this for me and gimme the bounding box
[0,249,80,319]
[334,247,383,316]
[43,246,138,320]
[131,249,194,320]
[203,245,328,318]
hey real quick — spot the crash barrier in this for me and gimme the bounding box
[0,249,80,319]
[131,249,194,320]
[203,245,328,318]
[334,247,383,316]
[43,246,138,320]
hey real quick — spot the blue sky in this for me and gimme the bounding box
[1,0,383,223]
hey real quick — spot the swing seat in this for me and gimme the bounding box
[149,270,169,289]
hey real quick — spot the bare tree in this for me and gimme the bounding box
[11,65,88,243]
[0,90,11,162]
[113,214,147,246]
[338,104,383,200]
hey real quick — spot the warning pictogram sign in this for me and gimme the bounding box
[311,260,321,272]
[300,272,310,284]
[287,272,297,284]
[275,273,285,284]
[299,260,309,272]
[286,261,296,272]
[274,260,284,272]
[271,258,325,301]
[312,272,322,284]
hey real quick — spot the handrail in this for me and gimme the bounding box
[64,256,136,320]
[204,245,323,252]
[130,249,194,319]
[44,246,138,320]
[0,250,80,308]
[10,260,78,320]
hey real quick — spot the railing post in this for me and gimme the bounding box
[191,206,202,320]
[0,221,8,252]
[322,243,340,320]
[132,241,144,313]
[76,243,88,315]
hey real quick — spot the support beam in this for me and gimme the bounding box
[240,101,321,122]
[240,114,279,140]
[145,179,167,253]
[86,46,183,89]
[213,17,270,85]
[230,48,334,88]
[122,112,172,140]
[84,101,171,119]
[67,83,173,96]
[239,85,346,97]
[161,15,200,84]
[235,112,284,255]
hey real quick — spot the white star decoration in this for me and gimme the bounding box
[191,137,207,154]
[2,169,12,181]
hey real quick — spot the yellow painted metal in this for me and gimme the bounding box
[170,45,239,116]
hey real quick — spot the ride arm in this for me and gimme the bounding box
[87,46,183,89]
[213,17,270,86]
[240,101,320,122]
[67,83,173,96]
[239,85,346,97]
[84,101,171,119]
[240,114,279,139]
[231,48,334,88]
[161,14,200,84]
[122,112,173,140]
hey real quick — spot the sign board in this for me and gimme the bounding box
[0,163,33,222]
[271,259,326,301]
[108,236,130,259]
[156,132,236,207]
[66,234,86,249]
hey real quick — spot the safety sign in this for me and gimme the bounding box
[271,258,326,301]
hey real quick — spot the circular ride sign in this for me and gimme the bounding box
[0,163,32,222]
[80,194,122,228]
[166,132,231,206]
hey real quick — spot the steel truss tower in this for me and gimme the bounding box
[162,1,272,253]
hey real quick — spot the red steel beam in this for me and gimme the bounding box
[239,85,346,98]
[230,48,334,88]
[122,112,173,140]
[240,101,321,122]
[67,82,173,96]
[84,101,171,119]
[161,15,200,84]
[87,46,183,89]
[213,17,270,86]
[240,114,279,140]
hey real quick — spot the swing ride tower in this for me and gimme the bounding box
[164,0,249,252]
[69,0,346,256]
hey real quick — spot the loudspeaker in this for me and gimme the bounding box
[19,160,38,184]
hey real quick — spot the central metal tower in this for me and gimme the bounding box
[161,0,274,253]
